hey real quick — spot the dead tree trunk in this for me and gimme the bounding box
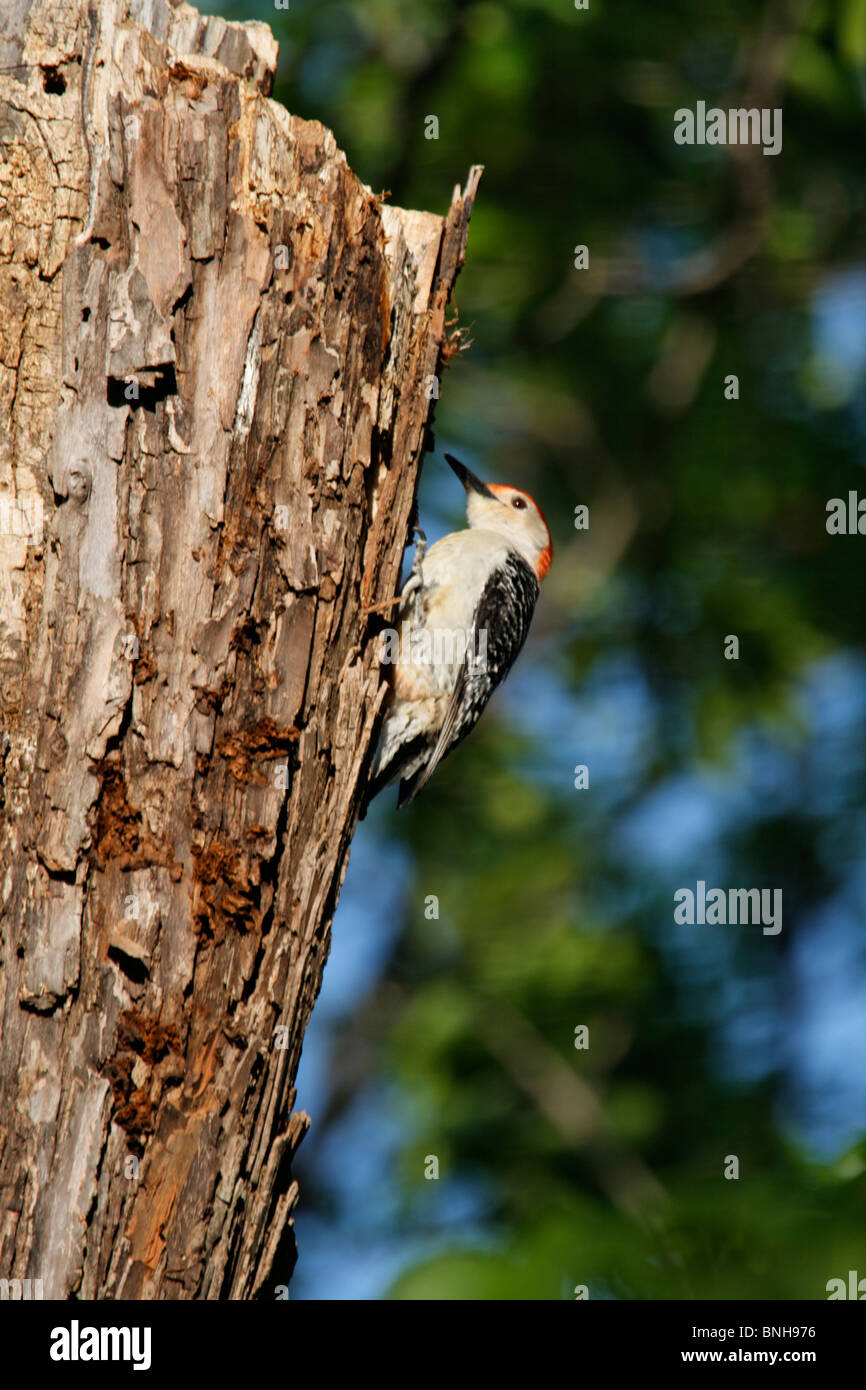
[0,0,479,1299]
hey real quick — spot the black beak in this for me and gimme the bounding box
[444,453,495,499]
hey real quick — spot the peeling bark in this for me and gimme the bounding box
[0,0,480,1299]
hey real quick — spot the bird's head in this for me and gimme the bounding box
[445,453,553,582]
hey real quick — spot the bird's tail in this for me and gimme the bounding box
[360,735,429,815]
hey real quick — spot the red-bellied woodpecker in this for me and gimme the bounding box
[367,453,553,808]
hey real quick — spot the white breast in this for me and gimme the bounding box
[421,529,514,626]
[389,529,514,702]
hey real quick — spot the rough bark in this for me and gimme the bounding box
[0,0,480,1299]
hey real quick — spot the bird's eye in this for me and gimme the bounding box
[511,495,527,510]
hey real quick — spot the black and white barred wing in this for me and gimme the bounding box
[401,552,539,804]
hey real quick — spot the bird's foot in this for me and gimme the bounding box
[363,593,405,617]
[410,526,427,572]
[362,528,428,617]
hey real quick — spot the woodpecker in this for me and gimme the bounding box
[367,453,553,808]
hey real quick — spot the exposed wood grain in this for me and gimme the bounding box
[0,0,480,1298]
